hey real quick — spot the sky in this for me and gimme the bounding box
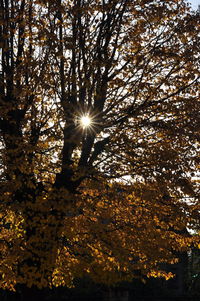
[188,0,200,9]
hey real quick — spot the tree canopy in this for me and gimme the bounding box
[0,0,200,295]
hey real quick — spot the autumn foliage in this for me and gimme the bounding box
[0,0,200,294]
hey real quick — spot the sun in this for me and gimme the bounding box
[80,115,92,128]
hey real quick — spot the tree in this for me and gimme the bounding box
[0,0,200,299]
